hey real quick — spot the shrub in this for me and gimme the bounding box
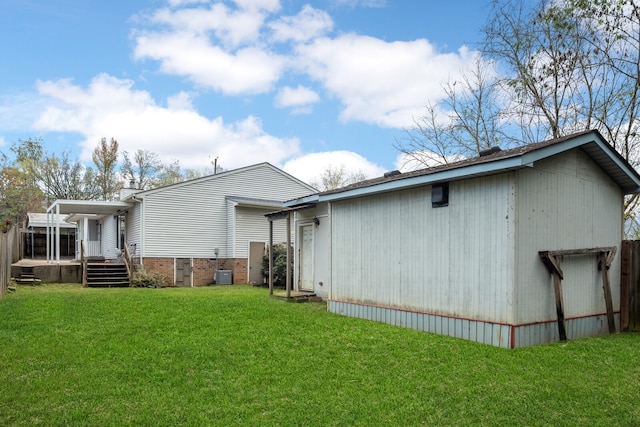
[131,269,167,288]
[261,243,293,287]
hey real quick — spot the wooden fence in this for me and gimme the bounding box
[1,226,21,299]
[621,240,640,331]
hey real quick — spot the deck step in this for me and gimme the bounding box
[14,266,42,285]
[86,262,130,288]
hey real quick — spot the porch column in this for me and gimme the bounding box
[55,203,60,264]
[83,217,89,259]
[286,213,291,299]
[268,219,273,295]
[46,211,50,263]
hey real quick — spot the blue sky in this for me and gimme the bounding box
[0,0,491,184]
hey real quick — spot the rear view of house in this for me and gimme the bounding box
[48,163,315,286]
[122,163,315,285]
[282,130,640,348]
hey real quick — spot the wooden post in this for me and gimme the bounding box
[286,213,291,299]
[620,241,631,331]
[599,251,616,333]
[632,241,640,331]
[268,220,273,295]
[540,246,618,341]
[552,271,567,341]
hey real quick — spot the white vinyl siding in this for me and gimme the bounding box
[141,163,314,258]
[100,215,118,260]
[234,206,288,258]
[125,203,142,257]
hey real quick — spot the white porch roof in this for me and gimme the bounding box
[47,199,132,217]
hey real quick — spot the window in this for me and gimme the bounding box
[431,182,449,208]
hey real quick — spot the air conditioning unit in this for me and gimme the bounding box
[215,270,232,285]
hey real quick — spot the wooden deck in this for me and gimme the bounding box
[271,291,322,302]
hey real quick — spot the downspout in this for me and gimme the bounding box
[328,202,332,302]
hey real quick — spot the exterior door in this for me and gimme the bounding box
[175,258,192,287]
[248,242,265,285]
[299,225,314,291]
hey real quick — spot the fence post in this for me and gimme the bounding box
[1,226,19,299]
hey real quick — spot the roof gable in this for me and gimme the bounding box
[128,162,315,198]
[288,130,640,206]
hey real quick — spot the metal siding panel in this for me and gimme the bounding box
[331,176,513,323]
[515,149,623,325]
[469,320,477,342]
[482,323,493,346]
[462,319,470,340]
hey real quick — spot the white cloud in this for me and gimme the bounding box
[134,2,480,129]
[33,74,300,170]
[274,85,320,109]
[283,150,385,185]
[148,2,274,48]
[296,34,478,128]
[167,0,209,7]
[134,31,285,95]
[268,5,333,43]
[167,91,195,111]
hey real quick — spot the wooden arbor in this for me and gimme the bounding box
[539,247,617,341]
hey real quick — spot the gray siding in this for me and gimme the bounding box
[514,149,623,324]
[141,163,313,258]
[329,301,619,348]
[331,173,515,324]
[329,301,513,348]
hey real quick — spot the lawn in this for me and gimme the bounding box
[0,284,639,426]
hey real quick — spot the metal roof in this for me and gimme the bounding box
[27,213,76,229]
[286,130,640,206]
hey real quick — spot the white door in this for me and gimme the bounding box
[299,225,314,291]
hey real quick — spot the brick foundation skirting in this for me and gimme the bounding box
[142,257,249,286]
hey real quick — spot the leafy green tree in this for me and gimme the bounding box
[261,244,293,287]
[0,164,44,226]
[92,137,120,201]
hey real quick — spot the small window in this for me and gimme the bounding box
[431,182,449,208]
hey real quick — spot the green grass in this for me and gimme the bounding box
[1,284,639,426]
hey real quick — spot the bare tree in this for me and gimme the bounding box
[395,57,507,168]
[311,164,368,191]
[40,152,100,200]
[121,149,161,190]
[397,0,640,217]
[11,138,99,204]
